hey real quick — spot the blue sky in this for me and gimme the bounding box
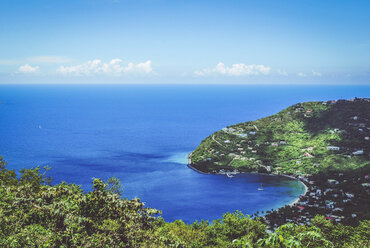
[0,0,369,84]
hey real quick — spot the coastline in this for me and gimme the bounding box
[187,153,309,209]
[186,153,211,175]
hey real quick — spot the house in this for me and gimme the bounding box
[326,204,334,210]
[352,149,364,155]
[333,208,343,212]
[327,146,340,151]
[224,140,231,143]
[307,147,313,151]
[296,161,302,164]
[328,179,339,185]
[280,141,287,144]
[345,193,354,198]
[350,116,358,120]
[271,142,278,147]
[365,137,369,140]
[249,131,256,135]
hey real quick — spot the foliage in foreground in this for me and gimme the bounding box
[0,158,369,247]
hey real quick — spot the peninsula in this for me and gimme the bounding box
[190,98,370,227]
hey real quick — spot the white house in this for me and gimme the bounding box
[328,179,339,185]
[327,146,340,151]
[345,193,354,198]
[352,150,364,155]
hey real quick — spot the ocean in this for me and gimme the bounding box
[0,84,368,222]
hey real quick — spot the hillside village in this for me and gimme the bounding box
[262,168,370,228]
[189,98,370,227]
[190,98,370,175]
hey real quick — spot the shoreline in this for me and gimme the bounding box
[187,153,309,210]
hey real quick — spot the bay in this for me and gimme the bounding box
[0,84,368,222]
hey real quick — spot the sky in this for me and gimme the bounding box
[0,0,369,84]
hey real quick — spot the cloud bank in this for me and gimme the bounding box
[195,62,271,76]
[18,64,39,73]
[57,59,153,76]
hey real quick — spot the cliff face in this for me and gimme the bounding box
[190,98,370,175]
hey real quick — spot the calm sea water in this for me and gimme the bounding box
[0,85,368,222]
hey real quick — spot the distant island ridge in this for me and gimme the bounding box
[189,98,370,227]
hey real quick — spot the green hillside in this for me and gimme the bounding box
[190,98,370,175]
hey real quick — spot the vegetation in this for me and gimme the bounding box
[190,98,370,175]
[1,157,369,247]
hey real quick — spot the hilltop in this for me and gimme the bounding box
[190,98,370,175]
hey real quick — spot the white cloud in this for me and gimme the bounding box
[195,62,271,76]
[28,56,73,64]
[57,59,153,76]
[277,69,288,76]
[297,72,307,77]
[18,64,39,73]
[312,70,322,77]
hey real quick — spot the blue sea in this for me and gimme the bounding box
[0,85,368,223]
